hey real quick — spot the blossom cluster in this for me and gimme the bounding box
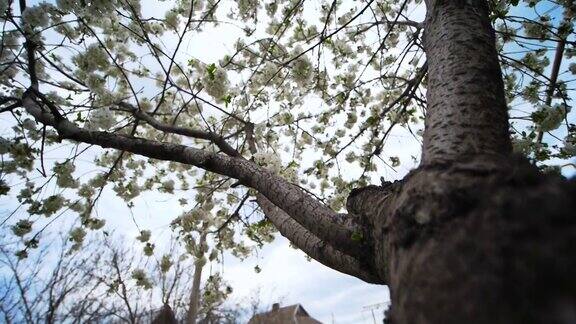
[136,230,151,242]
[22,4,53,28]
[0,0,8,15]
[201,65,230,102]
[253,151,282,173]
[534,104,570,132]
[86,107,116,130]
[237,0,259,19]
[12,219,33,237]
[70,227,86,250]
[53,161,79,188]
[132,269,152,289]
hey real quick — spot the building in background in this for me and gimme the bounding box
[248,303,322,324]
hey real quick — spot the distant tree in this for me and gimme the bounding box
[0,229,234,323]
[1,0,575,322]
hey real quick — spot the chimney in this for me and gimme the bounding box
[272,303,280,312]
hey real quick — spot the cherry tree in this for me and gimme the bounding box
[0,0,575,322]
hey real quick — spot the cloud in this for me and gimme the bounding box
[222,236,389,323]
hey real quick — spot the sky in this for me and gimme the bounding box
[221,236,390,323]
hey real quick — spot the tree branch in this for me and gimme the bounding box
[0,96,22,113]
[118,102,240,157]
[19,0,39,90]
[346,184,399,223]
[22,90,364,256]
[536,28,566,144]
[257,195,383,284]
[374,19,423,29]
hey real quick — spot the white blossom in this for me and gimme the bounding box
[69,227,86,250]
[345,112,358,128]
[195,255,207,267]
[160,179,175,193]
[160,255,173,272]
[74,44,109,72]
[184,236,196,252]
[0,137,10,154]
[70,227,86,242]
[136,230,151,242]
[42,195,65,216]
[12,219,33,237]
[21,119,37,131]
[22,4,51,28]
[132,269,152,289]
[88,218,106,230]
[209,249,218,261]
[564,134,576,155]
[281,167,298,183]
[253,151,282,173]
[332,38,355,58]
[177,210,207,232]
[0,0,8,15]
[292,56,312,86]
[56,0,76,12]
[569,63,576,75]
[53,161,79,188]
[57,0,118,16]
[201,65,229,101]
[237,0,258,19]
[536,104,569,132]
[143,243,154,256]
[86,107,115,130]
[164,10,179,27]
[512,137,533,155]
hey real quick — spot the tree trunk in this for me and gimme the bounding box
[352,160,576,324]
[187,235,205,324]
[344,0,576,323]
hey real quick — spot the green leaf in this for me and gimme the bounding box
[206,63,217,80]
[351,231,363,242]
[221,94,233,107]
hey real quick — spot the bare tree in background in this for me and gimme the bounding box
[0,229,235,323]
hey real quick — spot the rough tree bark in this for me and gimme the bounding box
[345,0,576,322]
[14,0,576,323]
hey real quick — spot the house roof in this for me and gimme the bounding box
[248,304,323,324]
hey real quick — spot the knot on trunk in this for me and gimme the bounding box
[388,155,549,249]
[346,181,403,220]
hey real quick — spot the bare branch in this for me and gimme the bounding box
[536,30,567,144]
[0,96,22,113]
[118,102,240,157]
[374,19,423,29]
[19,0,39,90]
